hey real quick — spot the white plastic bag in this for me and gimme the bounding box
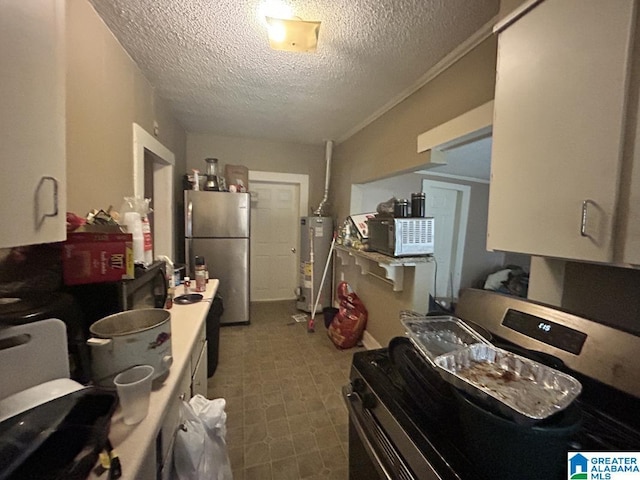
[173,395,233,480]
[120,196,153,266]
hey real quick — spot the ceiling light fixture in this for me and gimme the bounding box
[265,16,321,52]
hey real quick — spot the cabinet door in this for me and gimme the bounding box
[191,340,208,398]
[158,372,191,478]
[0,0,66,248]
[190,324,206,375]
[619,6,640,266]
[487,0,636,262]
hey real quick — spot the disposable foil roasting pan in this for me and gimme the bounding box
[434,343,582,424]
[400,314,491,366]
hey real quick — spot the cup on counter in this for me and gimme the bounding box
[114,365,155,425]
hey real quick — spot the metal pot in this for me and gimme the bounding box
[388,336,456,419]
[453,388,582,480]
[87,309,173,386]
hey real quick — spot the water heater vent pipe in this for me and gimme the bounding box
[313,140,334,216]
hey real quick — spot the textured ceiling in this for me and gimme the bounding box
[89,0,500,145]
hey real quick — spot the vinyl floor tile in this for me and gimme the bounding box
[207,300,365,480]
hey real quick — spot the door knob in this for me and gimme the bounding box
[291,247,296,253]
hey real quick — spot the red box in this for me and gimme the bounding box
[62,226,134,285]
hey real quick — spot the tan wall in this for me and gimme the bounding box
[66,0,187,215]
[498,0,529,20]
[330,37,498,344]
[187,134,327,214]
[331,36,498,224]
[335,258,434,346]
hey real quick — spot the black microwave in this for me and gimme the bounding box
[67,260,167,333]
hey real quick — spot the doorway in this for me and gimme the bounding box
[248,172,309,301]
[422,179,470,301]
[133,123,175,260]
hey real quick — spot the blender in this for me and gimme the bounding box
[204,158,220,191]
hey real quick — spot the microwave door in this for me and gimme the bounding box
[121,262,167,310]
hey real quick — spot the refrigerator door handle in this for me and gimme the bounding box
[185,239,192,278]
[186,199,193,237]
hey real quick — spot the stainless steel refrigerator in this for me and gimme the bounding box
[185,191,250,325]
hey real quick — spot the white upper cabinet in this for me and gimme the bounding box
[487,0,636,263]
[0,0,66,248]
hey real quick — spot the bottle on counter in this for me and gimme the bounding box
[122,211,145,265]
[184,276,191,295]
[167,270,175,309]
[141,214,153,265]
[194,256,206,293]
[165,286,174,309]
[192,170,200,191]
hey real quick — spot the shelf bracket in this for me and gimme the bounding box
[378,263,404,292]
[353,255,371,275]
[336,248,351,266]
[335,246,406,291]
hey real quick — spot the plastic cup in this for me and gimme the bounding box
[114,365,154,425]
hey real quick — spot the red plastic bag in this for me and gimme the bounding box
[327,282,368,349]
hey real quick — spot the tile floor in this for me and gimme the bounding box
[207,301,365,480]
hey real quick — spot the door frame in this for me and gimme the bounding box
[248,171,309,215]
[248,171,309,300]
[132,123,175,260]
[422,179,471,300]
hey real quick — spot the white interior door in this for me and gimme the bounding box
[422,180,470,300]
[250,182,300,301]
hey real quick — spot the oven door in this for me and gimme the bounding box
[343,385,417,480]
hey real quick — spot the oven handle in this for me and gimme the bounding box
[343,386,396,480]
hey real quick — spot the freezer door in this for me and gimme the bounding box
[189,238,250,325]
[185,191,250,238]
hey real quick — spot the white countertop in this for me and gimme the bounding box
[89,280,219,479]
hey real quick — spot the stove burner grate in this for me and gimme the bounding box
[573,405,640,450]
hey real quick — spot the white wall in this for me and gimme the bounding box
[349,170,508,295]
[350,172,424,214]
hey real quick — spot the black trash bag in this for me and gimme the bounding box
[322,307,339,329]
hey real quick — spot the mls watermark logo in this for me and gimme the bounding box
[568,452,640,479]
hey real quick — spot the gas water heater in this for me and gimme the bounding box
[296,216,333,312]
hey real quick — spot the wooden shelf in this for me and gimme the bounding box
[335,245,432,292]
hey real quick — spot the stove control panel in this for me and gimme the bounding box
[502,309,587,355]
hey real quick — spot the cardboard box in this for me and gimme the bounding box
[62,225,134,285]
[224,164,249,191]
[349,213,376,240]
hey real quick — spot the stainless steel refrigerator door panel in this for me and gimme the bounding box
[190,238,250,325]
[185,191,250,238]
